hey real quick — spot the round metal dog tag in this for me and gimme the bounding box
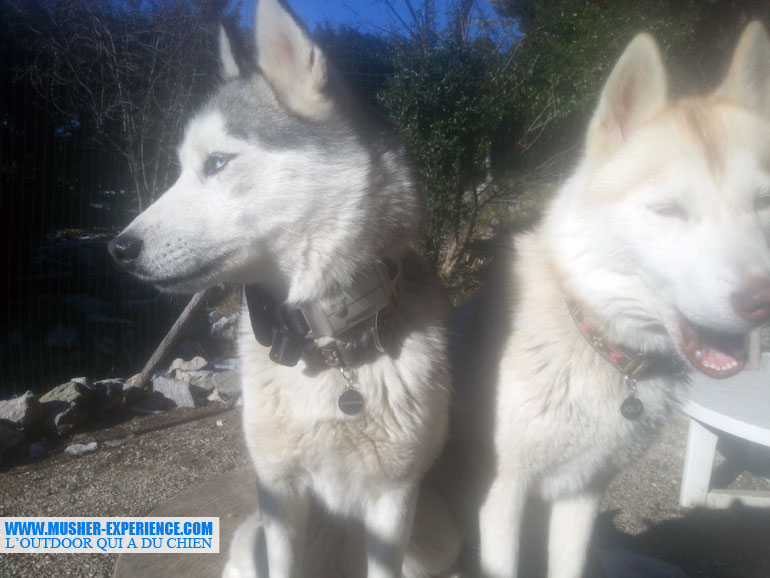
[338,389,364,415]
[620,396,644,420]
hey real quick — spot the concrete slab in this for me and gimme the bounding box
[113,467,256,578]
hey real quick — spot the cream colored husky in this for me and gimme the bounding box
[444,21,770,578]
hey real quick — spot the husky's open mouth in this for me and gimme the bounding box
[680,318,747,378]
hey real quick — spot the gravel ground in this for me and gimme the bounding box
[1,406,768,578]
[598,411,770,578]
[0,405,249,578]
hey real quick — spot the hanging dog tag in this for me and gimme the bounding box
[620,396,644,420]
[338,389,364,415]
[337,367,364,415]
[620,374,644,420]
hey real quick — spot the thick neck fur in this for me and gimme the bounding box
[267,168,421,309]
[501,230,686,438]
[539,168,681,359]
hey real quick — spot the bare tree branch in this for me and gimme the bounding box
[8,0,228,210]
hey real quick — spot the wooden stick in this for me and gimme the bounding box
[132,287,213,389]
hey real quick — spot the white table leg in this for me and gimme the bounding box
[679,418,718,507]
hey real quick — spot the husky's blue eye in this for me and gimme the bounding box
[203,153,236,176]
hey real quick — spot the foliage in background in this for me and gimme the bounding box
[507,0,702,163]
[6,0,770,288]
[2,0,770,393]
[374,0,770,293]
[3,1,770,287]
[379,37,501,266]
[4,0,237,211]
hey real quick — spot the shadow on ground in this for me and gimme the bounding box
[593,505,770,578]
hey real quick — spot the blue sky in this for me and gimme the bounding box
[284,1,399,31]
[240,1,492,35]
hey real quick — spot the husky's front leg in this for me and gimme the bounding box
[223,514,263,578]
[547,492,601,578]
[478,476,528,578]
[365,485,419,578]
[257,481,311,578]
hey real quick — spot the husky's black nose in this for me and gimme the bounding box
[733,278,770,323]
[108,235,143,271]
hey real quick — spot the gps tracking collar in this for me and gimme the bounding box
[245,261,400,368]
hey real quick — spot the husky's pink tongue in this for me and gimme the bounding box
[681,319,746,378]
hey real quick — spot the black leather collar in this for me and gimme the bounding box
[244,279,399,369]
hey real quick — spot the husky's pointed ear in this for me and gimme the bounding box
[714,21,770,117]
[219,25,241,80]
[586,33,667,166]
[255,0,332,120]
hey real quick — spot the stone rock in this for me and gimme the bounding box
[40,379,95,436]
[122,385,142,410]
[124,377,173,413]
[152,376,196,408]
[92,379,127,417]
[129,391,175,413]
[207,389,227,404]
[211,370,241,397]
[64,441,98,456]
[40,378,93,405]
[169,356,209,373]
[0,420,24,455]
[0,391,43,427]
[49,404,89,436]
[190,385,214,406]
[210,314,238,341]
[172,369,214,389]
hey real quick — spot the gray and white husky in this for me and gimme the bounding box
[108,0,459,576]
[441,21,770,578]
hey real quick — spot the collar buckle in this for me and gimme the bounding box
[269,329,307,367]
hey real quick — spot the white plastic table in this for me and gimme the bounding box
[679,370,770,508]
